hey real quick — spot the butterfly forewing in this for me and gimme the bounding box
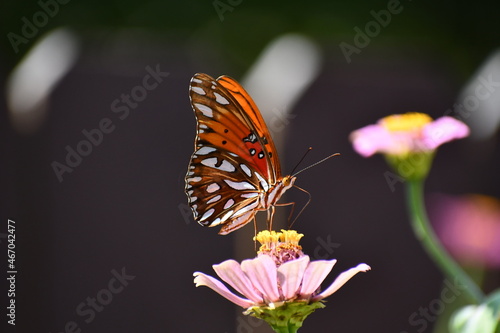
[217,76,282,182]
[185,73,286,234]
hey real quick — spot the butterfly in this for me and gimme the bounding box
[185,73,297,235]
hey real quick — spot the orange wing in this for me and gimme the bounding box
[217,75,282,183]
[185,73,283,234]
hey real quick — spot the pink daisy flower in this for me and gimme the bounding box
[350,112,469,157]
[193,230,370,331]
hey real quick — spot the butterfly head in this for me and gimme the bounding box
[282,175,296,190]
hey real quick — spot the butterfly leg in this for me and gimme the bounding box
[266,206,275,231]
[253,216,258,251]
[274,201,296,227]
[288,185,312,229]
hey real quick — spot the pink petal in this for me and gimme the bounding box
[300,259,337,297]
[213,259,263,304]
[277,256,310,299]
[350,124,392,157]
[193,272,254,308]
[312,263,371,301]
[423,116,469,150]
[241,255,281,303]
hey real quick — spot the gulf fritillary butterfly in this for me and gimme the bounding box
[185,73,296,235]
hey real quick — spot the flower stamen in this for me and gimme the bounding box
[255,230,305,266]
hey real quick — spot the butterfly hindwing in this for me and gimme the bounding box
[186,148,264,234]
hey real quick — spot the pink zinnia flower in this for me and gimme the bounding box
[193,230,370,330]
[350,112,469,157]
[194,254,369,308]
[430,194,500,268]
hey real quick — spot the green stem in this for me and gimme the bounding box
[406,179,484,304]
[270,324,299,333]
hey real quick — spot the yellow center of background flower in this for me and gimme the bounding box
[381,112,432,132]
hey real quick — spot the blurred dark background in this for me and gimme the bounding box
[1,1,500,332]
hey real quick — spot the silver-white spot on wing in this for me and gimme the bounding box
[187,176,202,183]
[254,172,269,192]
[241,192,259,198]
[199,208,215,222]
[240,164,252,178]
[194,103,213,118]
[191,86,206,95]
[224,179,257,191]
[201,158,236,173]
[213,92,230,105]
[211,217,222,226]
[196,146,217,155]
[189,196,197,203]
[192,78,202,84]
[223,199,235,209]
[206,183,220,193]
[207,194,222,204]
[220,210,234,223]
[232,200,259,218]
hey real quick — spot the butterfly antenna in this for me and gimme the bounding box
[291,153,340,177]
[289,147,313,176]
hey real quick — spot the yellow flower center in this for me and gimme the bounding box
[255,230,304,266]
[380,112,432,132]
[279,230,304,244]
[255,230,281,248]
